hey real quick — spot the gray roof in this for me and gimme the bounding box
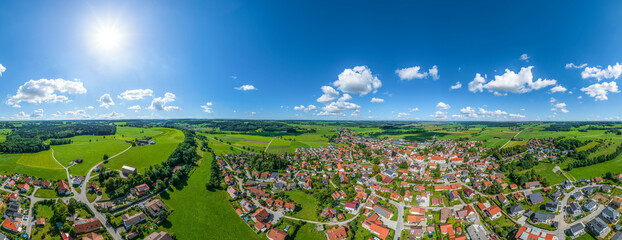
[569,222,584,235]
[583,199,598,211]
[466,224,490,240]
[587,217,609,233]
[601,206,620,220]
[509,205,524,214]
[528,192,544,204]
[532,211,555,222]
[611,231,622,240]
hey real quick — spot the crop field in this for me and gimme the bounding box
[160,148,263,240]
[105,128,184,173]
[0,151,66,180]
[266,138,291,154]
[576,141,599,152]
[52,135,130,176]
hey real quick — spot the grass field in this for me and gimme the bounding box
[0,129,10,143]
[115,126,165,141]
[266,138,291,154]
[0,151,66,180]
[34,189,60,198]
[52,135,130,176]
[105,128,184,173]
[293,223,325,240]
[570,153,622,180]
[32,203,56,240]
[160,148,263,240]
[517,162,567,185]
[284,191,320,221]
[576,141,599,152]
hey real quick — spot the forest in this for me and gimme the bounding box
[0,123,116,153]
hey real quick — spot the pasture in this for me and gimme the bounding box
[284,191,320,221]
[160,148,263,240]
[51,135,130,176]
[105,128,184,173]
[0,151,66,180]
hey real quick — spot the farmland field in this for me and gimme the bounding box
[160,148,263,240]
[52,135,130,176]
[0,151,66,180]
[105,128,184,173]
[0,129,10,143]
[266,138,291,154]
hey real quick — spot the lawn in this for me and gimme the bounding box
[517,162,568,185]
[160,148,264,240]
[34,189,60,198]
[32,203,56,240]
[284,191,320,221]
[0,151,66,180]
[105,128,184,173]
[51,135,130,176]
[293,222,325,240]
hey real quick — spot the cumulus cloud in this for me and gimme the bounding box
[7,78,87,108]
[436,102,451,110]
[293,104,317,112]
[549,85,567,93]
[148,92,180,111]
[580,81,619,101]
[565,63,587,69]
[14,109,44,119]
[333,66,381,95]
[468,74,486,92]
[430,110,448,119]
[460,107,478,118]
[581,63,622,81]
[397,112,410,118]
[317,96,361,116]
[128,105,141,112]
[86,106,94,109]
[410,107,419,112]
[98,111,124,119]
[65,109,90,118]
[235,85,257,91]
[98,94,115,108]
[450,82,462,90]
[395,65,439,80]
[201,102,213,113]
[551,102,569,113]
[468,67,556,94]
[520,54,529,62]
[118,89,153,100]
[370,97,384,103]
[509,113,526,119]
[0,64,5,76]
[316,86,340,103]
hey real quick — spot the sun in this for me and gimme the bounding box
[94,26,123,51]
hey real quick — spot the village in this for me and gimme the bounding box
[216,129,622,240]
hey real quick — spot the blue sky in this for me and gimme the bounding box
[1,0,622,121]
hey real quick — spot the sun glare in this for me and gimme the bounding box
[90,21,126,54]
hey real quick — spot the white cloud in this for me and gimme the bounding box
[370,97,384,103]
[450,82,462,90]
[520,108,525,111]
[580,81,619,101]
[468,73,486,92]
[429,65,439,80]
[148,92,181,111]
[436,102,451,110]
[128,105,141,112]
[86,106,94,109]
[235,85,257,91]
[549,85,567,93]
[317,86,340,103]
[7,78,87,108]
[509,113,526,119]
[317,96,361,116]
[565,63,587,69]
[476,107,508,118]
[468,67,556,94]
[65,109,90,118]
[333,66,381,95]
[339,93,352,102]
[520,54,529,62]
[581,63,622,81]
[294,104,317,113]
[430,110,448,119]
[14,109,44,119]
[395,65,439,80]
[550,97,556,103]
[578,96,583,99]
[118,89,153,100]
[201,102,213,113]
[397,112,410,118]
[551,102,569,113]
[460,107,478,118]
[410,107,419,112]
[98,94,115,108]
[0,64,5,76]
[98,111,124,119]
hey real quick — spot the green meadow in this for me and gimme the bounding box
[0,129,11,143]
[160,148,264,240]
[105,127,184,172]
[0,151,66,180]
[51,135,130,176]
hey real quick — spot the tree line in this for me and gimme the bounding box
[566,143,622,170]
[0,123,116,153]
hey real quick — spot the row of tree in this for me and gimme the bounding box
[0,123,116,153]
[566,143,622,170]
